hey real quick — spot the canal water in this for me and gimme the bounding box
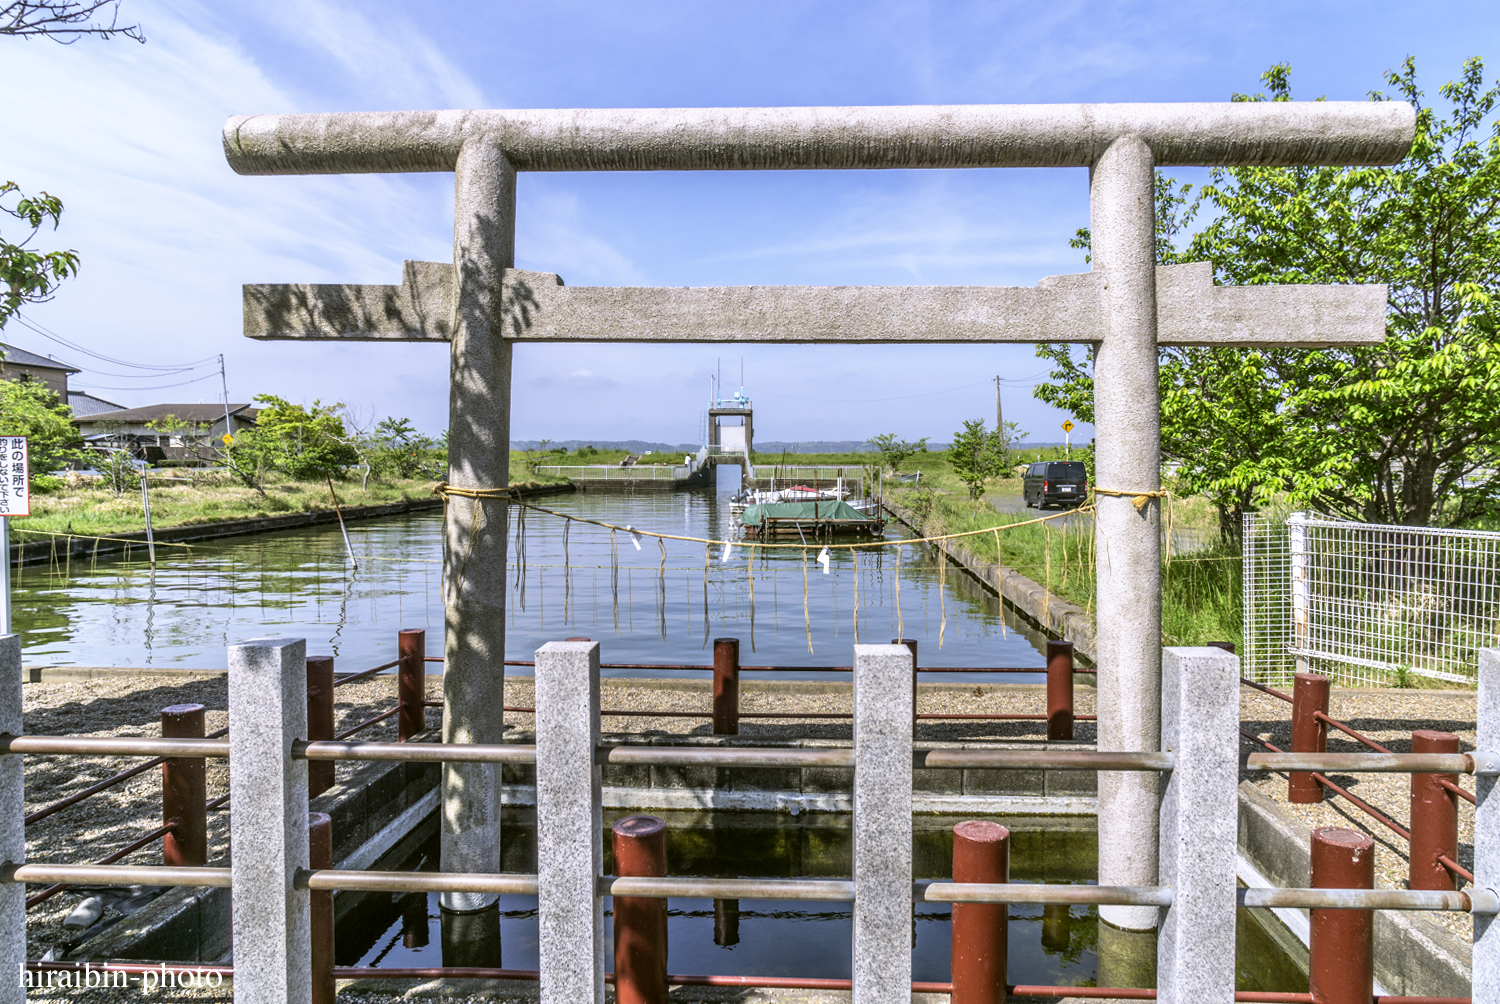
[12,487,1048,678]
[336,811,1308,992]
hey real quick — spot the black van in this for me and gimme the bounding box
[1023,461,1088,509]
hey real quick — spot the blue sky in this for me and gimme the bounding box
[1,0,1494,446]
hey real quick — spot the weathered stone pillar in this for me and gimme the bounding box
[0,635,23,1004]
[441,137,515,918]
[1089,135,1163,941]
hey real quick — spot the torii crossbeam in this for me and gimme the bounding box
[224,101,1412,999]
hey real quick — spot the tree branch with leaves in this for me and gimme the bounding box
[1,182,79,330]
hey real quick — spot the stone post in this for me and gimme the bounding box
[1089,134,1163,944]
[535,640,605,1004]
[1157,647,1238,1004]
[441,137,515,916]
[1474,648,1499,1000]
[852,643,913,1004]
[228,637,310,1004]
[0,635,23,1004]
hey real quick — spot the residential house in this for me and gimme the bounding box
[75,404,260,465]
[0,342,122,415]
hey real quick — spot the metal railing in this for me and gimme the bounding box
[4,639,1497,1004]
[3,639,1496,1004]
[1241,665,1478,890]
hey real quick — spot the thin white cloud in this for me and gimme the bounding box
[248,0,487,110]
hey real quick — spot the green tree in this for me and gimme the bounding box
[1036,59,1500,532]
[0,376,81,471]
[249,394,359,480]
[868,433,930,474]
[1,182,78,330]
[369,416,436,480]
[947,419,1008,500]
[220,428,267,496]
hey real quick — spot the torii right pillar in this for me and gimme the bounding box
[1090,135,1167,982]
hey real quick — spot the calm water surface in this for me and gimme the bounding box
[13,487,1050,677]
[337,812,1306,992]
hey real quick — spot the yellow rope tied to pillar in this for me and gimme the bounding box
[433,482,1092,552]
[1091,487,1169,512]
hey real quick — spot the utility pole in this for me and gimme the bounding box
[219,355,233,438]
[995,375,1006,467]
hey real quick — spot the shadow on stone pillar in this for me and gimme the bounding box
[440,904,502,968]
[1096,919,1157,989]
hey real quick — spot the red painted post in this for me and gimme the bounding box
[309,812,335,1004]
[712,638,739,736]
[894,638,918,734]
[612,815,668,1004]
[1045,640,1074,741]
[1410,729,1461,891]
[397,628,426,742]
[951,820,1009,1004]
[1309,827,1374,1004]
[160,704,206,867]
[306,656,336,797]
[402,892,430,948]
[1289,672,1330,804]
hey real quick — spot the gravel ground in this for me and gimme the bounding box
[21,672,409,965]
[506,677,1098,744]
[1238,684,1477,942]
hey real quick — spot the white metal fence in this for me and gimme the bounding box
[1244,512,1500,686]
[534,464,691,481]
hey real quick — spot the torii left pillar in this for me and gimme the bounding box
[439,139,514,962]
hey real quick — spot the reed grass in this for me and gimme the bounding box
[890,482,1243,648]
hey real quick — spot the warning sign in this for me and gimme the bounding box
[0,437,30,516]
[1061,420,1075,433]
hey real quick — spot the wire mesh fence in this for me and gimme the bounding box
[1243,512,1500,686]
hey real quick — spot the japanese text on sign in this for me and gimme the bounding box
[0,437,30,516]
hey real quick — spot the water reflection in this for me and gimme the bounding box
[14,489,1047,677]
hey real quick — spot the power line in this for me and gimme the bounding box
[10,314,220,372]
[72,372,222,391]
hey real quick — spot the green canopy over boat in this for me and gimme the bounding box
[740,500,872,526]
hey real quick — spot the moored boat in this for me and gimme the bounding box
[739,500,885,540]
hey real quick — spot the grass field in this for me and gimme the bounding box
[15,456,565,540]
[882,452,1242,648]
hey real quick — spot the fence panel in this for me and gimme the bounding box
[1243,512,1500,686]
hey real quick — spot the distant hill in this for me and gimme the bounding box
[512,439,1076,455]
[511,440,699,454]
[753,441,877,454]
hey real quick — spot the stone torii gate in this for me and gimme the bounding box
[224,102,1411,963]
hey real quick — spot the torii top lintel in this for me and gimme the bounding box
[223,102,1414,176]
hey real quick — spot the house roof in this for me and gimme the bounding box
[67,392,125,417]
[0,342,81,374]
[74,404,259,425]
